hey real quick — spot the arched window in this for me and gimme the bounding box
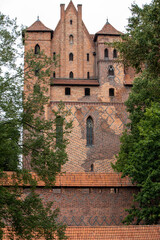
[70,20,73,25]
[69,35,73,44]
[53,71,56,78]
[113,49,117,58]
[109,88,115,96]
[87,72,90,79]
[69,71,73,78]
[56,116,63,145]
[35,44,40,54]
[86,116,93,146]
[69,53,73,61]
[104,48,108,59]
[53,52,56,60]
[108,65,114,76]
[91,164,94,172]
[87,53,89,61]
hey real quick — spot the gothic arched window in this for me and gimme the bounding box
[104,48,108,59]
[69,71,74,78]
[69,35,73,44]
[113,49,117,58]
[91,164,94,172]
[69,53,73,61]
[108,65,114,76]
[35,44,40,54]
[86,116,93,146]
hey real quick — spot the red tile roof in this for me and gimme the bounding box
[94,22,122,41]
[1,172,133,187]
[65,226,160,240]
[26,20,53,32]
[3,226,160,239]
[97,22,122,36]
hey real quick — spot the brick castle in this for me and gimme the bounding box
[23,1,154,235]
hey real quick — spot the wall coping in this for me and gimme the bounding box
[0,172,134,187]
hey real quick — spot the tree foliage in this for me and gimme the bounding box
[0,12,71,239]
[112,0,160,225]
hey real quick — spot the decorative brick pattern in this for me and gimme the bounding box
[49,102,128,172]
[23,186,138,226]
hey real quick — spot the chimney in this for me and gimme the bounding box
[60,4,65,20]
[77,4,82,20]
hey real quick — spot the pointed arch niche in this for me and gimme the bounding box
[35,44,40,54]
[86,116,93,146]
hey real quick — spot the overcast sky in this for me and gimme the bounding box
[1,0,152,34]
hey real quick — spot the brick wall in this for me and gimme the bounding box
[23,186,138,226]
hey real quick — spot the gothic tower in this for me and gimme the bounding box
[24,1,136,227]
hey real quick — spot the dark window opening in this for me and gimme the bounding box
[69,53,73,61]
[70,20,72,25]
[65,87,70,95]
[35,44,40,54]
[85,88,90,96]
[35,69,39,76]
[114,188,119,193]
[69,71,74,78]
[91,164,94,172]
[113,49,117,58]
[87,53,89,61]
[69,35,73,44]
[104,48,108,59]
[53,71,56,78]
[87,116,93,146]
[56,116,63,145]
[87,72,90,79]
[109,88,114,96]
[108,65,114,76]
[53,52,56,60]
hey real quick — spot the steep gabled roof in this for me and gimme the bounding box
[94,21,122,41]
[26,19,53,32]
[65,0,77,15]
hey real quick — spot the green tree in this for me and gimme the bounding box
[0,12,71,239]
[112,0,160,225]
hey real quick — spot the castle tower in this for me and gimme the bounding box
[24,1,136,227]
